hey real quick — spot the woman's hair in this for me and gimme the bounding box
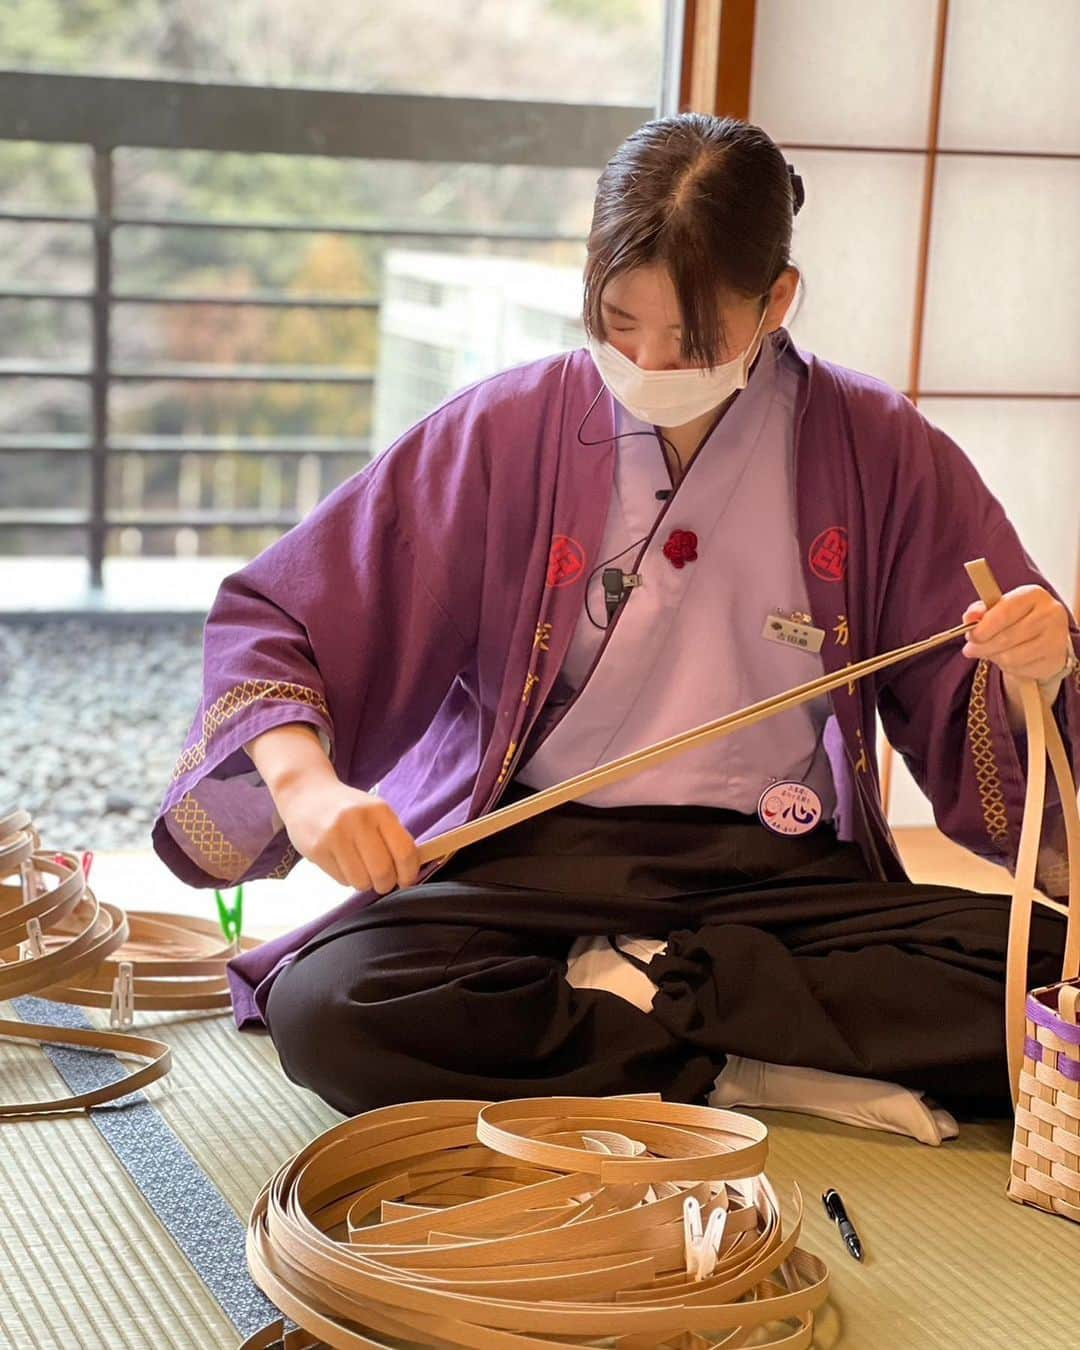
[583,114,801,366]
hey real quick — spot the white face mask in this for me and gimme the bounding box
[588,304,770,428]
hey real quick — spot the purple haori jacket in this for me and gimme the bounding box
[152,337,1080,1030]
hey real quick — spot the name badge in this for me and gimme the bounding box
[758,781,823,836]
[762,611,825,654]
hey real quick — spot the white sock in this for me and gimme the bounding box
[565,937,960,1146]
[709,1055,959,1147]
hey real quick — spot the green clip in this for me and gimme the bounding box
[214,885,244,945]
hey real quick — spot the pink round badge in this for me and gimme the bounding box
[757,781,823,836]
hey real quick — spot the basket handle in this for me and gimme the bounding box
[1060,983,1080,1027]
[966,559,1080,1103]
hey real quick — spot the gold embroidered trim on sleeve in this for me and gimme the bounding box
[169,795,253,882]
[969,658,1010,844]
[268,843,299,880]
[171,680,329,782]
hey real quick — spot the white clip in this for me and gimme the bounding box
[109,961,135,1029]
[683,1194,703,1274]
[19,916,45,961]
[19,860,40,904]
[683,1195,727,1281]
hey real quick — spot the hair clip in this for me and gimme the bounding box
[787,163,805,216]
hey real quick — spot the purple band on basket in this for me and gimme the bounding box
[1026,989,1080,1045]
[1024,1034,1080,1081]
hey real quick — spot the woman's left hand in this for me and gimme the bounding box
[962,584,1071,682]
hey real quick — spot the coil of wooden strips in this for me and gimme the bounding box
[239,1096,829,1350]
[0,806,259,1117]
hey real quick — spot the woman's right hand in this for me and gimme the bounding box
[279,778,421,895]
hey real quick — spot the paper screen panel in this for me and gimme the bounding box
[784,150,924,388]
[750,0,938,147]
[920,156,1080,394]
[940,0,1080,153]
[879,718,934,828]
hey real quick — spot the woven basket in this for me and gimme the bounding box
[1009,979,1080,1222]
[964,562,1080,1225]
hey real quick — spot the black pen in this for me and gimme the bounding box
[822,1188,863,1261]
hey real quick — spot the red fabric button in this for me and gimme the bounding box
[662,529,698,569]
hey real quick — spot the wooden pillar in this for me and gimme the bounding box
[906,0,951,406]
[679,0,757,119]
[882,0,951,817]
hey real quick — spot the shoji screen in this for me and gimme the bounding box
[750,0,1080,827]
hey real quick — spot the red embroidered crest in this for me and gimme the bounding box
[662,529,698,569]
[809,526,848,582]
[546,535,585,588]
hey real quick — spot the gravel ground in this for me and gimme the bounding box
[0,618,206,852]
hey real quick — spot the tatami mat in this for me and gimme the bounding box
[0,1034,224,1348]
[761,1112,1076,1348]
[0,1002,343,1350]
[1,998,1077,1349]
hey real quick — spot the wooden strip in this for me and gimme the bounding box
[419,619,976,865]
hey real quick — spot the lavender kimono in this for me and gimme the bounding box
[152,338,1080,1029]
